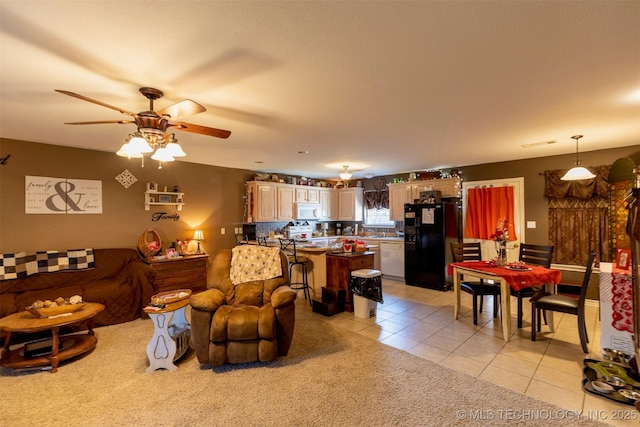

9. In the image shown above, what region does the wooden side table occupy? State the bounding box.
[145,254,209,294]
[326,252,374,312]
[144,298,190,372]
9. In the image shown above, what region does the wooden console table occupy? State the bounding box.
[326,252,374,312]
[145,254,208,293]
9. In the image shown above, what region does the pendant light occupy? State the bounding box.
[339,165,352,180]
[560,135,596,181]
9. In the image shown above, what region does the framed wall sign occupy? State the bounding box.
[25,176,102,214]
[158,195,172,203]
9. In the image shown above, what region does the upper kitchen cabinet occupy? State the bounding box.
[248,181,278,222]
[278,185,295,221]
[337,187,363,221]
[388,177,461,221]
[247,181,295,222]
[319,187,338,220]
[295,186,320,203]
[388,183,414,221]
[411,177,461,199]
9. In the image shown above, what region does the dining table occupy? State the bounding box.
[448,261,562,341]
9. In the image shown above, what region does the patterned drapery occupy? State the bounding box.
[365,190,389,210]
[545,166,612,265]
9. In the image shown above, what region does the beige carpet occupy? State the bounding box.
[1,300,605,427]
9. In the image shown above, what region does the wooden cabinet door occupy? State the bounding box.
[277,186,295,221]
[389,183,412,221]
[338,188,363,221]
[254,183,278,222]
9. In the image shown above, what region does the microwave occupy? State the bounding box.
[293,203,321,220]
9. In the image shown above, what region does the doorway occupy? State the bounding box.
[461,177,525,263]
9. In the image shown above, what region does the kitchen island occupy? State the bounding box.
[326,252,375,312]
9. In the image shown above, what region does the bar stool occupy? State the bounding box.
[279,238,311,305]
[349,269,383,318]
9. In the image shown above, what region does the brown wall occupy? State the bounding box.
[0,138,254,253]
[2,138,639,259]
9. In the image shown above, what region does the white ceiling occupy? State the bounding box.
[1,1,639,180]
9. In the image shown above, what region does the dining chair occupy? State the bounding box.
[279,238,312,305]
[256,236,268,246]
[530,251,596,353]
[450,242,501,325]
[513,243,554,328]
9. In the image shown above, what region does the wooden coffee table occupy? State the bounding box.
[0,302,105,373]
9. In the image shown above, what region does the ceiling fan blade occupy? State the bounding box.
[64,120,136,125]
[157,100,206,120]
[55,90,136,116]
[171,121,231,139]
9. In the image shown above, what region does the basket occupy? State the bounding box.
[137,228,162,258]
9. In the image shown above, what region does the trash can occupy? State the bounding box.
[353,294,377,318]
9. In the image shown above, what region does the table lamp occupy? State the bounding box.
[193,229,204,253]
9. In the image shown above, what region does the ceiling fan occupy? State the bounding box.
[55,87,231,139]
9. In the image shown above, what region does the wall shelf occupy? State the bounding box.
[145,191,185,211]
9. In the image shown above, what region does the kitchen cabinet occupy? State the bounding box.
[411,177,461,199]
[388,178,461,221]
[388,183,413,221]
[326,252,374,312]
[248,182,278,222]
[247,181,295,222]
[277,186,295,221]
[337,188,363,221]
[319,188,338,220]
[295,187,319,203]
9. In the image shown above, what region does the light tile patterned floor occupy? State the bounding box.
[308,278,640,426]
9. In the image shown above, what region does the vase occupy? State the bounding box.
[495,241,507,266]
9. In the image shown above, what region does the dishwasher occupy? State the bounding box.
[380,240,404,279]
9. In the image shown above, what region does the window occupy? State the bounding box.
[365,207,395,226]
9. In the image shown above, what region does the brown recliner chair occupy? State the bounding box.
[189,247,296,366]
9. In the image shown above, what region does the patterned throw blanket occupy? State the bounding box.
[0,249,95,280]
[230,245,282,286]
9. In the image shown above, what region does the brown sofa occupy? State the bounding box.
[190,248,296,366]
[0,248,155,326]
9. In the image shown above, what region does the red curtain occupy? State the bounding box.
[464,186,517,240]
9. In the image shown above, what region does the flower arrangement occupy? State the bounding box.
[489,219,509,244]
[490,219,509,266]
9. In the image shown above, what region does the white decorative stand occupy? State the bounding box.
[145,299,190,373]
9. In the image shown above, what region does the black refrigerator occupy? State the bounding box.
[404,203,451,291]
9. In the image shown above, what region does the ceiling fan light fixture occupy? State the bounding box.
[339,165,352,180]
[128,132,153,153]
[560,135,596,181]
[116,143,142,158]
[151,147,175,162]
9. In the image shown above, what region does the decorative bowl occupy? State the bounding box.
[603,375,627,389]
[26,303,86,318]
[591,381,614,394]
[151,289,192,304]
[618,389,640,402]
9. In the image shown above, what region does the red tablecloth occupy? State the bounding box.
[448,261,562,292]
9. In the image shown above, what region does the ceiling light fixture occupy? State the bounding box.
[339,165,352,180]
[560,135,596,181]
[116,132,185,169]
